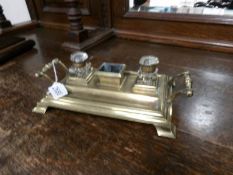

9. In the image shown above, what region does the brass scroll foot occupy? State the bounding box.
[154,124,176,139]
[32,100,48,114]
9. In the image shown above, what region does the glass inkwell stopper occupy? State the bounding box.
[138,55,159,85]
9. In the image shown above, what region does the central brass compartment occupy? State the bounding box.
[96,62,126,87]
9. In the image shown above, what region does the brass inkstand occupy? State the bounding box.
[33,52,193,138]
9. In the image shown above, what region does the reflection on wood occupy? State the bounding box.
[129,0,233,15]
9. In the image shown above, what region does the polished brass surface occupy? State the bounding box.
[33,53,193,139]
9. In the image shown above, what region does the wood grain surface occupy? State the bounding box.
[0,28,232,175]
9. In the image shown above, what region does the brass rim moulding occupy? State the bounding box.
[141,65,156,73]
[33,53,193,139]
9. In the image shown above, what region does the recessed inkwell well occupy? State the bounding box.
[96,62,126,87]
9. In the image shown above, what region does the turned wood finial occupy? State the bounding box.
[0,4,12,28]
[62,0,113,51]
[65,0,83,32]
[64,0,88,42]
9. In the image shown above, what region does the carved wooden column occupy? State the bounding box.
[0,4,12,28]
[64,0,88,43]
[63,0,113,51]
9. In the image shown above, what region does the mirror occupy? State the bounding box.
[129,0,233,16]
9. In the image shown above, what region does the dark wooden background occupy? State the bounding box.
[26,0,233,53]
[26,0,110,29]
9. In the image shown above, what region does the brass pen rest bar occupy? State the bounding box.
[33,52,193,139]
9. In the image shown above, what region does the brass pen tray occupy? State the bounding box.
[33,52,193,139]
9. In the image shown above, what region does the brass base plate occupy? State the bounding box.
[33,71,175,138]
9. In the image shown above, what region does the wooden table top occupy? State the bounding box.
[0,28,232,175]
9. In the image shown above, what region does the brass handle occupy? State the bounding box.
[183,72,193,97]
[35,58,68,82]
[168,71,193,102]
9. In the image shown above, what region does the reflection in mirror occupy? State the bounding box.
[129,0,233,15]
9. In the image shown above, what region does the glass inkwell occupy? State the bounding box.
[137,55,159,86]
[69,51,93,78]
